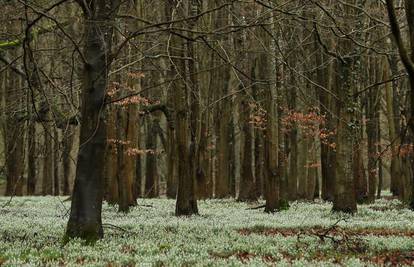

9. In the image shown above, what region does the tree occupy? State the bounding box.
[65,0,120,241]
[261,8,281,213]
[386,0,414,209]
[168,0,198,216]
[330,0,358,213]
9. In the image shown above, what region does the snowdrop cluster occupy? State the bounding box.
[0,196,413,266]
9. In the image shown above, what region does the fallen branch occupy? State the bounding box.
[247,204,265,210]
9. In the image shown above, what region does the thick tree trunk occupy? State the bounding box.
[170,0,198,216]
[332,61,357,213]
[65,0,119,241]
[5,72,24,197]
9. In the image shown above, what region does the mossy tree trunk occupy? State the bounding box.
[332,60,357,213]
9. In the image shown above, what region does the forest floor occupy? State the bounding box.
[0,195,414,266]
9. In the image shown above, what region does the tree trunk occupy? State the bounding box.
[262,12,280,212]
[315,40,335,202]
[53,127,60,196]
[42,117,54,195]
[264,82,280,212]
[27,120,37,195]
[238,97,256,201]
[62,128,76,196]
[255,130,264,198]
[166,125,177,198]
[307,142,317,200]
[332,61,357,213]
[145,118,159,198]
[5,71,24,197]
[105,107,118,204]
[170,0,198,216]
[366,61,380,203]
[65,0,120,241]
[385,56,404,199]
[213,0,232,198]
[297,135,309,200]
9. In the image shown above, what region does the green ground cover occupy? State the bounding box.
[0,196,414,266]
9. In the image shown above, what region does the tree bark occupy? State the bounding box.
[65,0,120,241]
[332,61,357,213]
[145,118,159,198]
[27,119,37,195]
[170,0,198,216]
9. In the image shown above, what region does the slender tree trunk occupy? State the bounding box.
[315,42,335,202]
[117,108,138,212]
[287,80,298,201]
[307,142,317,200]
[42,117,54,195]
[366,62,380,203]
[62,128,75,196]
[195,120,211,199]
[166,125,177,198]
[385,0,414,209]
[297,134,309,200]
[254,130,264,198]
[215,105,231,198]
[145,118,159,198]
[213,0,232,198]
[53,128,60,196]
[377,121,383,199]
[27,120,36,195]
[105,107,119,204]
[238,97,256,201]
[264,78,280,212]
[385,56,404,199]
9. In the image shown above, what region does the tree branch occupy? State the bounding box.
[385,0,414,77]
